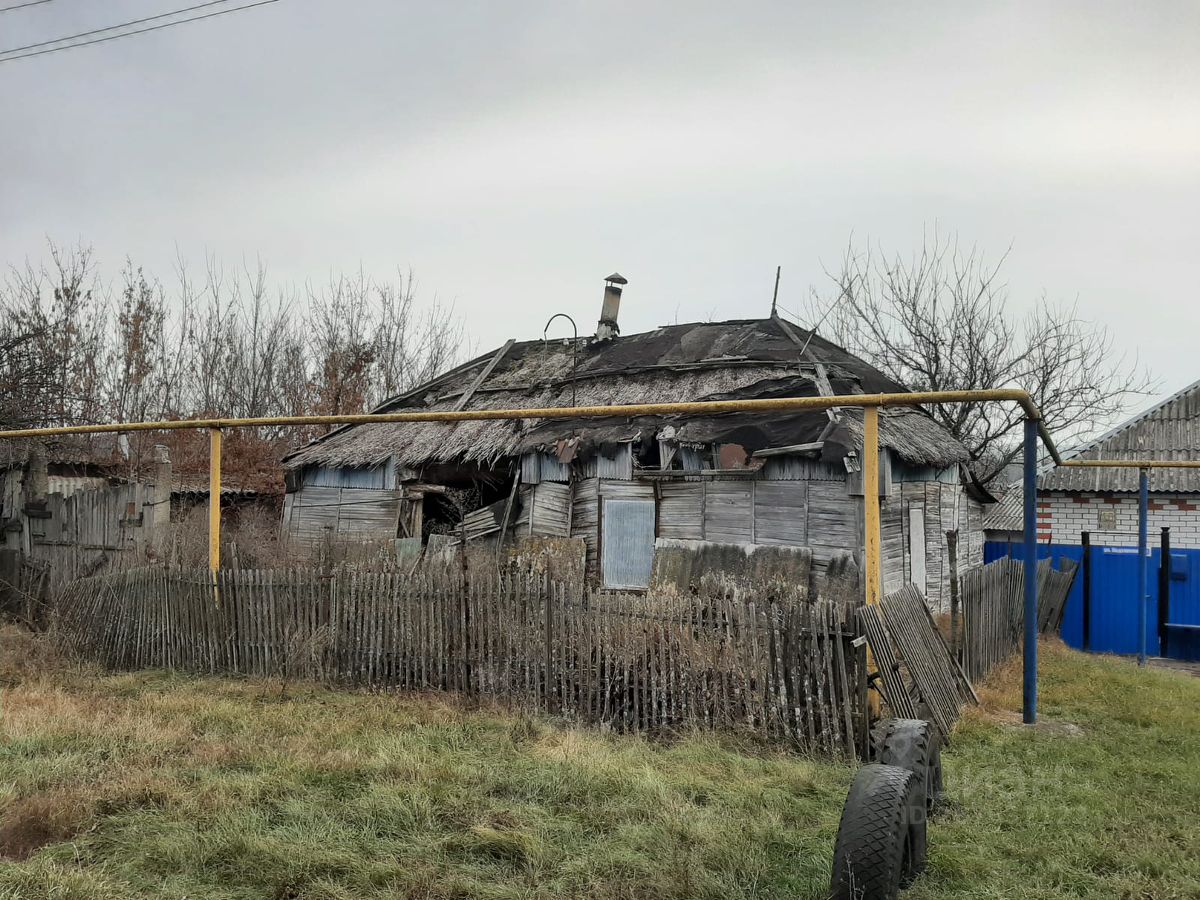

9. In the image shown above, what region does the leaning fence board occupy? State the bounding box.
[961,556,1078,684]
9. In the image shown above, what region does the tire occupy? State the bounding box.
[928,742,944,813]
[830,763,925,900]
[872,719,938,877]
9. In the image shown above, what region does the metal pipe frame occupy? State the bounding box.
[5,386,1200,723]
[1138,468,1150,667]
[1023,419,1038,722]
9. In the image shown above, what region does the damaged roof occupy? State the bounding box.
[284,317,971,472]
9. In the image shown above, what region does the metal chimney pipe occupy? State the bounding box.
[595,272,627,341]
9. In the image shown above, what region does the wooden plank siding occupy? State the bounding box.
[752,482,807,546]
[657,482,704,540]
[703,482,754,543]
[281,485,402,544]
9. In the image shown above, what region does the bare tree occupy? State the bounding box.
[1,240,465,479]
[1,243,108,429]
[368,269,463,408]
[806,232,1156,483]
[306,270,376,417]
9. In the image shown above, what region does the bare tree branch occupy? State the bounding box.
[806,230,1158,484]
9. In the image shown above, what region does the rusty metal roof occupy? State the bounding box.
[1039,378,1200,493]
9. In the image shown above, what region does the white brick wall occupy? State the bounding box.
[1030,491,1200,548]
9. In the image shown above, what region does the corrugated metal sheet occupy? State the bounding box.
[598,443,634,480]
[520,452,570,484]
[576,444,634,479]
[1040,379,1200,493]
[891,462,959,484]
[983,486,1024,532]
[678,446,707,473]
[302,460,396,490]
[601,498,655,588]
[46,475,109,498]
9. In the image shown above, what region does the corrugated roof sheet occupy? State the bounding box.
[1040,378,1200,493]
[982,486,1024,532]
[285,317,970,471]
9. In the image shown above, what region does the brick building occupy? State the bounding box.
[983,381,1200,660]
[984,379,1200,548]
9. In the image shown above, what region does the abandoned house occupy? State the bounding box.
[281,275,989,608]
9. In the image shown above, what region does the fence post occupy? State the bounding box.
[946,529,960,660]
[1081,531,1091,652]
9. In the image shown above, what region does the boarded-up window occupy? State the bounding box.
[601,498,655,588]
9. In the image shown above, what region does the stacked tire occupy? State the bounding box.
[830,719,942,899]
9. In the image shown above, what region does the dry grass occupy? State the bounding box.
[1,628,1199,898]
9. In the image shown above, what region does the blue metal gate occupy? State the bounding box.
[984,539,1200,661]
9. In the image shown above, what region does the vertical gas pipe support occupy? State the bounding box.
[1137,467,1149,666]
[1081,531,1092,652]
[863,407,882,607]
[862,407,882,718]
[1158,526,1171,657]
[209,427,222,605]
[1022,417,1038,724]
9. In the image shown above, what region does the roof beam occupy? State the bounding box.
[771,315,841,430]
[453,339,515,412]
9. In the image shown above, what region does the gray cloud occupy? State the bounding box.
[2,0,1198,403]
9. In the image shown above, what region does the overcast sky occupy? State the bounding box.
[3,1,1198,407]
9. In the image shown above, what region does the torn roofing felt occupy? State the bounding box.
[283,317,971,471]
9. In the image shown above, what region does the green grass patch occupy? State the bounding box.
[1,629,1198,898]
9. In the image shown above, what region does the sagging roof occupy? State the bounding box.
[1040,378,1200,493]
[284,317,971,472]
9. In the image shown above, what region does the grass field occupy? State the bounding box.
[1,627,1198,899]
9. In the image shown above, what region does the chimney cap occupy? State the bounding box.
[604,272,628,286]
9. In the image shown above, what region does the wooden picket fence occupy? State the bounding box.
[52,566,870,758]
[960,556,1078,683]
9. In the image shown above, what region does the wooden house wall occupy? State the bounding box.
[282,452,980,603]
[658,481,704,540]
[571,477,600,573]
[514,482,572,537]
[881,481,985,611]
[281,485,403,544]
[648,478,856,572]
